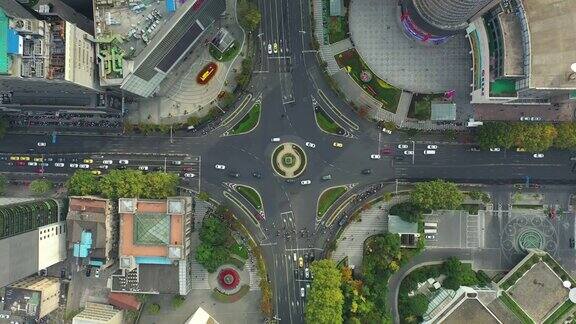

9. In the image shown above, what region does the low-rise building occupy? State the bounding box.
[111,197,193,295]
[67,196,117,269]
[72,302,124,324]
[3,276,60,321]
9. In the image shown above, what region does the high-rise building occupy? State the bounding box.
[0,0,101,110]
[0,198,66,288]
[399,0,499,44]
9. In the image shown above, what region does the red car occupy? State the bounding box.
[15,161,26,166]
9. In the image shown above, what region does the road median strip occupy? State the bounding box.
[318,89,359,130]
[317,185,348,219]
[228,102,262,135]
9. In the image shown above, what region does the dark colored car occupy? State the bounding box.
[116,165,127,170]
[361,169,372,175]
[228,172,240,178]
[252,172,262,178]
[285,179,295,183]
[60,268,66,279]
[470,146,481,152]
[85,267,92,277]
[294,269,299,278]
[394,155,405,161]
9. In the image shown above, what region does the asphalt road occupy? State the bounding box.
[1,0,576,323]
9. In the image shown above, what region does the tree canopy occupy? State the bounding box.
[0,117,7,141]
[305,260,344,324]
[0,175,6,196]
[554,122,576,149]
[199,217,229,246]
[441,257,480,290]
[195,216,232,272]
[389,201,423,223]
[237,0,261,32]
[30,179,53,196]
[410,180,463,211]
[475,121,570,152]
[67,170,100,196]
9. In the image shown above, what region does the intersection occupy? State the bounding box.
[1,0,576,323]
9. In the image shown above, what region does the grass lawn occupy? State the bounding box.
[231,103,261,134]
[209,41,241,62]
[328,16,348,44]
[315,108,343,134]
[317,186,347,218]
[490,79,517,97]
[335,49,401,112]
[230,243,249,260]
[500,292,534,324]
[407,93,445,120]
[236,185,262,211]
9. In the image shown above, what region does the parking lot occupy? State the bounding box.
[424,210,483,249]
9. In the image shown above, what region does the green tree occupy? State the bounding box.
[475,122,514,150]
[237,0,261,31]
[389,202,422,223]
[441,257,478,290]
[404,294,429,318]
[30,179,53,196]
[554,122,576,149]
[99,169,145,199]
[147,303,160,315]
[513,123,557,152]
[410,180,463,211]
[67,171,100,196]
[171,295,185,309]
[197,191,210,201]
[0,117,7,140]
[142,172,179,199]
[187,116,200,127]
[305,260,344,324]
[0,175,6,195]
[200,217,229,246]
[195,242,229,272]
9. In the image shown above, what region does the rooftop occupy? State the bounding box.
[523,0,576,89]
[442,299,499,324]
[388,215,418,234]
[507,261,569,322]
[497,12,523,77]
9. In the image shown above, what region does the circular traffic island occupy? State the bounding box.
[272,143,307,178]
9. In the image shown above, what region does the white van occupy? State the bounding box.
[424,222,438,228]
[271,137,281,142]
[424,150,436,155]
[424,228,437,234]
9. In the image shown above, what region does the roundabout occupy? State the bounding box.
[271,143,307,178]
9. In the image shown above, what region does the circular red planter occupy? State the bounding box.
[218,268,240,290]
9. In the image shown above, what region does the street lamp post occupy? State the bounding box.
[170,125,174,144]
[411,140,415,164]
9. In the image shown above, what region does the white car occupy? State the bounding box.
[94,268,100,278]
[300,180,311,185]
[404,150,414,155]
[28,161,37,166]
[172,160,182,165]
[138,166,148,171]
[54,163,65,167]
[333,142,343,148]
[533,153,544,158]
[300,287,305,298]
[69,163,79,168]
[304,268,310,279]
[489,148,501,152]
[119,160,129,164]
[267,44,272,54]
[427,145,438,150]
[102,160,113,165]
[398,144,409,149]
[37,142,46,147]
[79,164,90,169]
[370,154,381,160]
[184,173,196,178]
[215,164,226,170]
[273,42,278,53]
[382,128,392,134]
[271,137,281,142]
[305,142,316,148]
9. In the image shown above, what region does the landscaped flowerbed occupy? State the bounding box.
[236,185,262,211]
[212,285,250,303]
[408,93,445,121]
[218,268,240,290]
[209,41,241,62]
[315,107,344,135]
[335,49,401,112]
[230,103,261,135]
[317,186,347,218]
